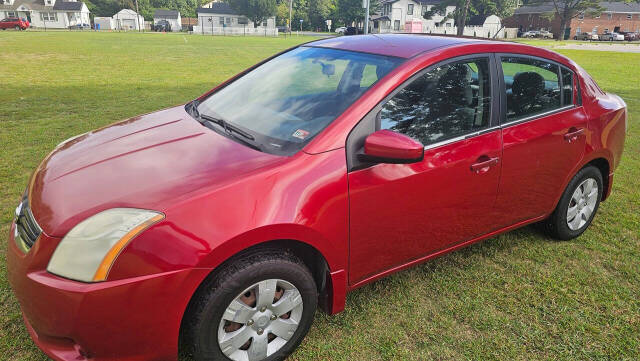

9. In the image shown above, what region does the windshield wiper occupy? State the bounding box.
[200,114,256,141]
[188,101,261,151]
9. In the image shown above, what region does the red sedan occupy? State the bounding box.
[0,17,29,30]
[8,35,627,361]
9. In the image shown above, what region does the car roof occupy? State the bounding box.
[309,34,493,58]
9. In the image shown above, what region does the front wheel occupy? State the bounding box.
[15,26,20,30]
[540,165,603,240]
[183,251,318,361]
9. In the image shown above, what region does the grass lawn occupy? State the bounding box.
[1,32,639,360]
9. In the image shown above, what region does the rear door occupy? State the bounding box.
[347,55,503,285]
[494,55,587,226]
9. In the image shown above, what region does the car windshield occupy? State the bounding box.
[196,46,403,155]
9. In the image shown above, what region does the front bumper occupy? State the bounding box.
[7,222,211,361]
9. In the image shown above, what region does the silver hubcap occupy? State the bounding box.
[217,279,303,361]
[567,178,598,231]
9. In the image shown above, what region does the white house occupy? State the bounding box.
[373,0,455,33]
[153,9,181,31]
[194,2,276,35]
[0,0,90,29]
[112,8,144,31]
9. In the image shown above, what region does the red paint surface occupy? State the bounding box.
[7,35,627,360]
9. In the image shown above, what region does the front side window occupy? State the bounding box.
[501,56,560,121]
[380,58,492,147]
[197,47,403,155]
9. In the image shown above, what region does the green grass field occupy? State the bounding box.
[1,32,639,361]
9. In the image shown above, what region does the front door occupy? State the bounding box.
[348,56,502,285]
[493,55,587,227]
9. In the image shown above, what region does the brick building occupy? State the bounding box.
[504,1,640,39]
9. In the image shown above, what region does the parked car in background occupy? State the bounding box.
[335,26,346,34]
[69,23,90,30]
[0,17,29,30]
[599,32,624,41]
[620,32,639,41]
[574,32,599,41]
[276,26,289,33]
[522,30,540,38]
[8,35,627,361]
[344,26,360,35]
[153,20,172,32]
[539,30,553,38]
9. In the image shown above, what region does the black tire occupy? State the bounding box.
[183,250,318,361]
[540,165,603,240]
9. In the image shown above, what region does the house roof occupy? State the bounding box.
[468,15,487,26]
[0,0,86,11]
[197,3,237,15]
[154,9,179,18]
[514,1,640,15]
[114,9,142,17]
[53,1,83,11]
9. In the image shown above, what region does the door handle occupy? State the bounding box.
[470,156,499,173]
[564,127,584,143]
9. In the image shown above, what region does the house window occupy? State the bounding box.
[607,13,612,19]
[262,20,267,27]
[394,19,400,30]
[219,17,224,25]
[41,12,57,21]
[577,13,584,20]
[627,14,632,20]
[7,11,17,17]
[576,27,581,34]
[225,17,230,24]
[407,4,413,15]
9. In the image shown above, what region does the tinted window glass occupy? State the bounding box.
[501,57,560,121]
[380,58,492,146]
[197,47,402,155]
[561,67,574,106]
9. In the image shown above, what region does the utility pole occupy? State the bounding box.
[363,0,369,34]
[289,0,292,34]
[134,0,140,31]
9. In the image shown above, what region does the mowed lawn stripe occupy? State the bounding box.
[0,33,638,361]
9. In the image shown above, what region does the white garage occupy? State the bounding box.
[112,9,144,31]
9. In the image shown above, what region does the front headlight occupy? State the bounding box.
[47,208,164,282]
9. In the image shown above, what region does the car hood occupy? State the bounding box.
[29,105,284,237]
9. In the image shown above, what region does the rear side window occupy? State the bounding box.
[380,57,492,147]
[501,57,561,121]
[561,67,574,106]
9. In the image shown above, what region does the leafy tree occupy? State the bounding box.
[532,0,604,40]
[226,0,278,27]
[336,0,378,26]
[423,0,472,36]
[308,0,335,30]
[276,0,290,26]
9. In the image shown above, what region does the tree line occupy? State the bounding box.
[84,0,624,39]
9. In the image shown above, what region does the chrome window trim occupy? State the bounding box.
[500,105,576,129]
[423,126,502,151]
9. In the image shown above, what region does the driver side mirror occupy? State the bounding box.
[359,130,424,164]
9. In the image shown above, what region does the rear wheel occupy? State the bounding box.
[184,251,317,361]
[540,166,603,240]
